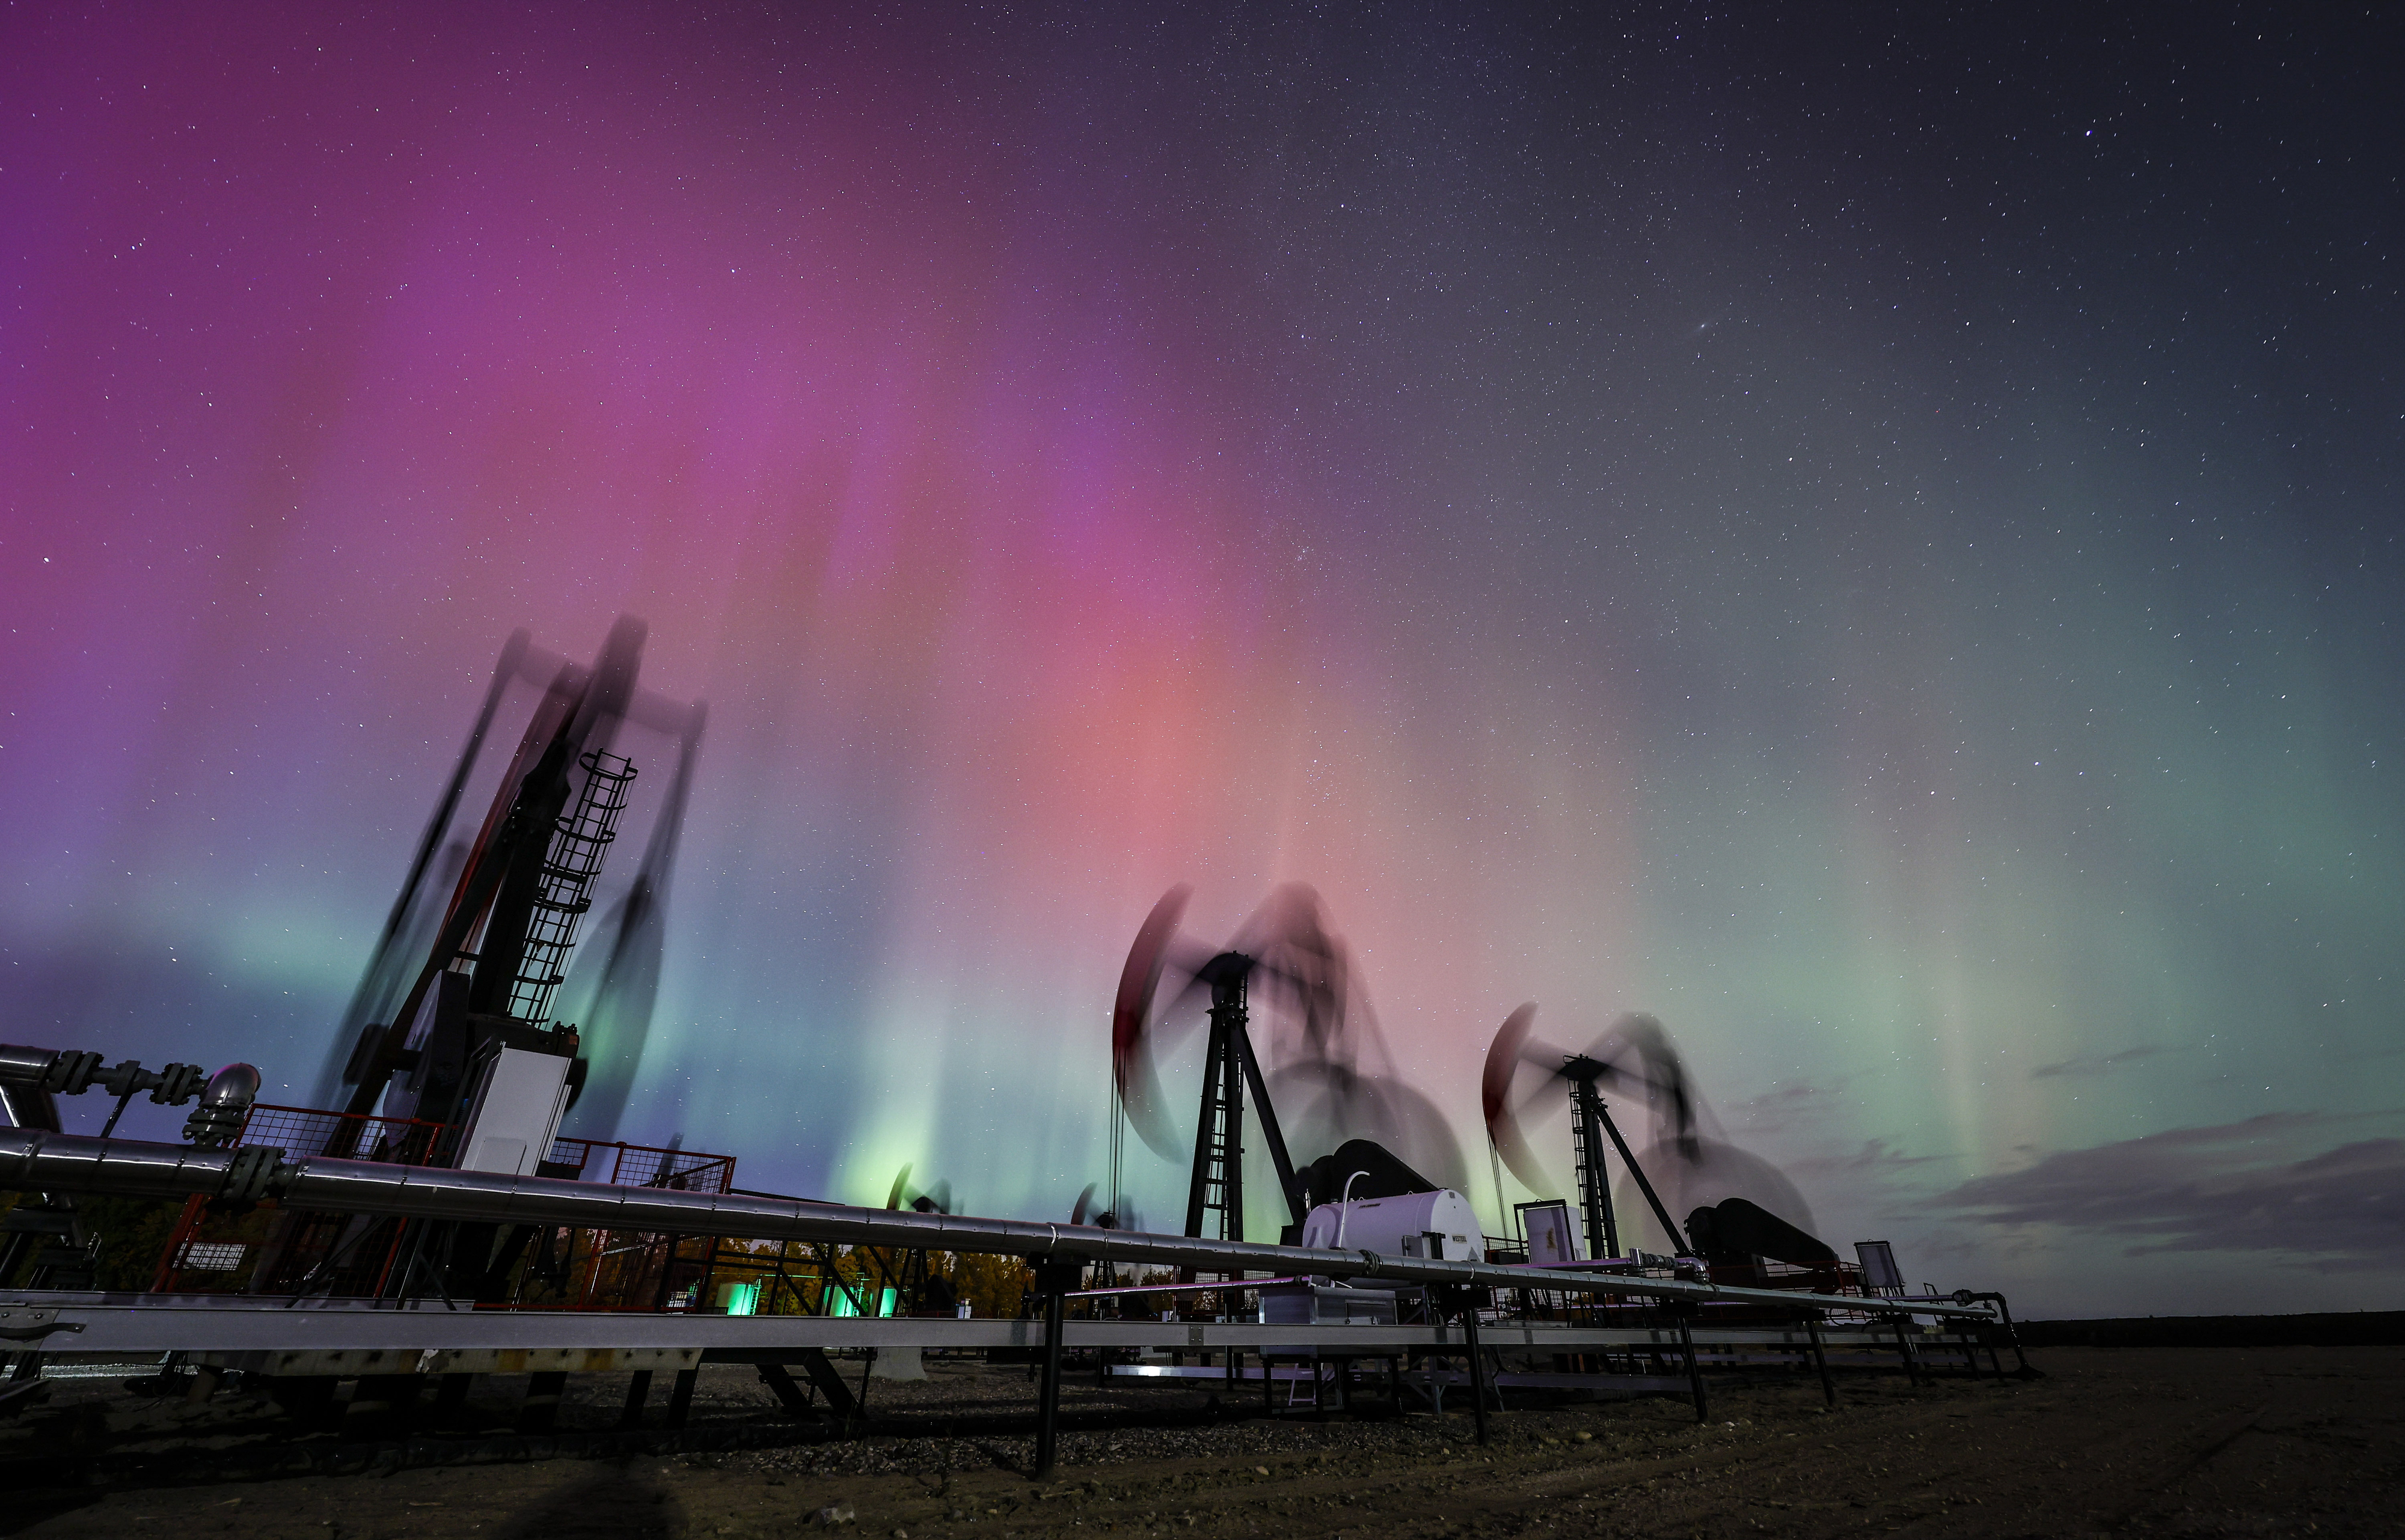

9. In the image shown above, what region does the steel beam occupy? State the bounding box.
[0,1130,1996,1322]
[0,1291,1954,1364]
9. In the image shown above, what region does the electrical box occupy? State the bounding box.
[1258,1283,1399,1325]
[1517,1197,1580,1266]
[455,1046,573,1176]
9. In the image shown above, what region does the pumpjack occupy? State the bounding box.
[295,618,704,1301]
[1482,1004,1692,1260]
[1111,884,1465,1251]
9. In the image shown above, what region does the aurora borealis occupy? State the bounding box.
[3,4,2398,1317]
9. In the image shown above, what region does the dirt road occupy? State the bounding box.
[10,1346,2398,1538]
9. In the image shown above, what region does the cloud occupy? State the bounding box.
[2028,1044,2171,1080]
[1934,1113,2405,1270]
[1788,1137,1949,1180]
[1724,1081,1846,1136]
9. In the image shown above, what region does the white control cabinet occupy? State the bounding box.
[455,1046,573,1176]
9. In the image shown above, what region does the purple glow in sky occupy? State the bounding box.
[4,3,2400,1315]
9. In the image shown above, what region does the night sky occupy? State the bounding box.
[4,4,2399,1317]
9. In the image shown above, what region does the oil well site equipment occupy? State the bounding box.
[1,625,2028,1479]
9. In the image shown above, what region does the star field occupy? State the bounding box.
[2,3,2398,1314]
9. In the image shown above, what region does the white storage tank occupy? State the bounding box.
[1298,1188,1484,1273]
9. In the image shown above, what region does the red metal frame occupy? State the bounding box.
[543,1136,736,1194]
[149,1105,736,1302]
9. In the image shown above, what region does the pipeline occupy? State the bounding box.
[0,1043,209,1107]
[0,1127,1991,1321]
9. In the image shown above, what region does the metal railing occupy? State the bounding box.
[543,1136,736,1194]
[144,1110,737,1303]
[234,1102,460,1166]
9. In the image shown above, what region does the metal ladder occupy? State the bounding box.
[1567,1076,1620,1260]
[503,750,637,1022]
[1188,1010,1247,1242]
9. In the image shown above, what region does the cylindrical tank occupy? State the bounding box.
[1297,1188,1483,1276]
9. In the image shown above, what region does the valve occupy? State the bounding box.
[183,1063,262,1149]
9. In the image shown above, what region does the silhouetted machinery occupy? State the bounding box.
[0,622,2028,1456]
[1685,1196,1838,1277]
[328,620,701,1132]
[1483,1004,1694,1260]
[1484,1005,1842,1278]
[1110,884,1466,1253]
[287,618,705,1300]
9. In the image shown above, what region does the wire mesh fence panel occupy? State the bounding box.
[149,1107,743,1304]
[545,1136,736,1193]
[150,1105,459,1295]
[235,1103,460,1166]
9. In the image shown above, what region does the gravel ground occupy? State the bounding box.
[5,1346,2400,1538]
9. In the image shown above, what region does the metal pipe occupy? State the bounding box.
[0,1129,1996,1321]
[0,1045,67,1092]
[1333,1169,1367,1248]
